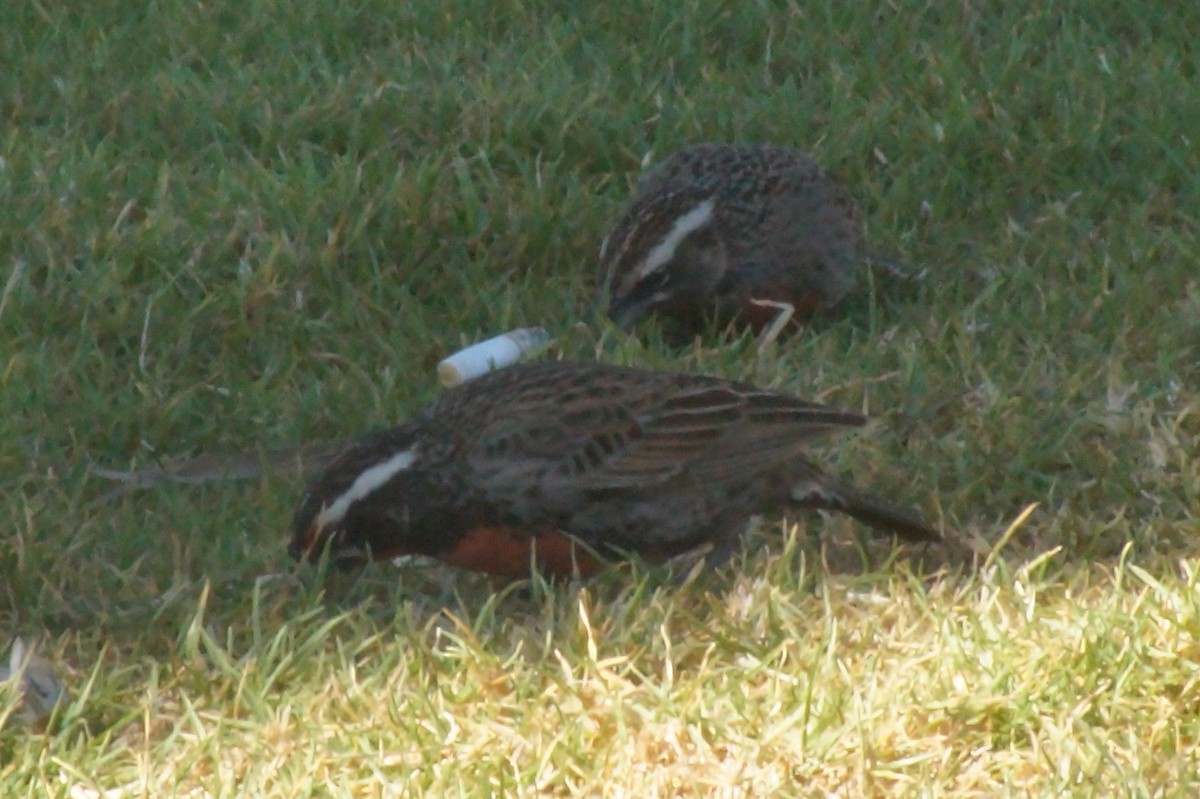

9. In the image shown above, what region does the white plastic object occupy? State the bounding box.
[437,327,551,387]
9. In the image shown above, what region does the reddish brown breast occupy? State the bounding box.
[438,526,604,579]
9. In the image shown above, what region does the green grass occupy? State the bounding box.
[2,0,1198,795]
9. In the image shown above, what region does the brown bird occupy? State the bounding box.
[599,143,865,337]
[290,361,937,579]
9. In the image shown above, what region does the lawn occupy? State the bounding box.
[2,0,1198,796]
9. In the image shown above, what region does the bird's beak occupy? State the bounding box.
[607,293,656,331]
[289,522,368,570]
[288,522,321,562]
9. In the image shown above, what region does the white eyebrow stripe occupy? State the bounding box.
[314,447,417,528]
[634,198,717,280]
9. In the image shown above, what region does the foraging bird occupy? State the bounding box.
[600,143,866,337]
[290,360,937,579]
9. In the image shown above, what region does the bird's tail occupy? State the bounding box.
[790,473,939,543]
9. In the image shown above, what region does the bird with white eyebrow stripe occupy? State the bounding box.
[599,143,867,343]
[288,360,940,578]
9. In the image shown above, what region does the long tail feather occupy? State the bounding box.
[790,474,939,543]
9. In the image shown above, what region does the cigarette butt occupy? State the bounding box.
[437,327,551,387]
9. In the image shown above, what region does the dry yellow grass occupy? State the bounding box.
[9,522,1200,797]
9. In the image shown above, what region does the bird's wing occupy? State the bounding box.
[456,364,864,501]
[565,383,865,491]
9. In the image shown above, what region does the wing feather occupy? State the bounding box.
[572,386,864,491]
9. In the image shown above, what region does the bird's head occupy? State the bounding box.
[288,427,422,569]
[600,195,729,330]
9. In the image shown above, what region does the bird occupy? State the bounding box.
[289,360,938,579]
[599,143,866,340]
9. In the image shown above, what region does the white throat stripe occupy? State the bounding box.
[635,198,716,280]
[315,448,417,528]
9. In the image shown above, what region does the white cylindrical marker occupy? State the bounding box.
[437,327,551,387]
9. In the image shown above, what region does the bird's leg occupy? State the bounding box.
[704,514,762,571]
[667,537,740,586]
[748,298,795,351]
